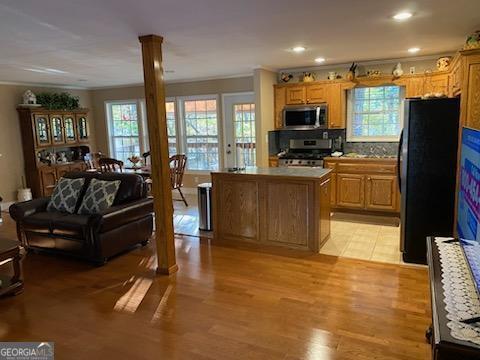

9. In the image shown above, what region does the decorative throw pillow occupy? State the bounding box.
[47,177,85,214]
[77,178,121,215]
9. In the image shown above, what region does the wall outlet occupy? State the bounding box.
[322,132,328,139]
[409,66,415,74]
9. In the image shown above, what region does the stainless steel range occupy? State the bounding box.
[278,139,333,167]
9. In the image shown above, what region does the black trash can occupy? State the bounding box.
[197,183,212,231]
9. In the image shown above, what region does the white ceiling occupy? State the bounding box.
[0,0,479,88]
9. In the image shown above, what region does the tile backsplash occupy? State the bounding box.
[344,142,399,156]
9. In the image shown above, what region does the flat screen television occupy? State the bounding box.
[458,127,480,292]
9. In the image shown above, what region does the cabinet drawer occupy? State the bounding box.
[337,163,396,174]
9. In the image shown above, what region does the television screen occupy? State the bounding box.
[458,127,480,291]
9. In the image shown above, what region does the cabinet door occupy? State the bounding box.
[69,162,86,172]
[405,77,424,98]
[39,167,57,196]
[50,115,65,144]
[286,86,306,105]
[319,178,331,244]
[306,85,325,104]
[76,114,90,143]
[325,83,345,128]
[274,86,286,129]
[63,115,77,144]
[365,175,397,211]
[56,165,71,179]
[424,74,449,95]
[336,173,365,208]
[324,161,336,205]
[450,60,463,96]
[268,156,278,167]
[33,114,52,147]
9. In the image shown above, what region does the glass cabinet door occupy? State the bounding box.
[76,114,89,142]
[50,115,64,144]
[33,115,51,147]
[63,116,77,143]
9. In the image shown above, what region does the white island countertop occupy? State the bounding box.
[212,166,331,179]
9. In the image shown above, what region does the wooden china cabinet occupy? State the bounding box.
[17,107,91,198]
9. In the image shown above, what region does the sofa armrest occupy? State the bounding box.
[9,197,50,221]
[96,198,154,233]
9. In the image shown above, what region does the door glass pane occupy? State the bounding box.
[183,99,218,170]
[233,103,256,166]
[78,117,88,140]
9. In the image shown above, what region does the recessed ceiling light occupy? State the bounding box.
[408,47,420,53]
[393,12,412,21]
[315,57,326,63]
[292,46,306,53]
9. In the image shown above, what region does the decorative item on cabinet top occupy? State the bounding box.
[464,30,480,50]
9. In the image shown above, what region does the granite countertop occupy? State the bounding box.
[212,166,332,179]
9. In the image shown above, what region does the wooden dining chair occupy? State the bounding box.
[169,154,188,206]
[142,151,151,167]
[99,157,124,173]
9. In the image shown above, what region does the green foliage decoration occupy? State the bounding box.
[36,92,80,110]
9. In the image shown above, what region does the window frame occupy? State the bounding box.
[346,85,404,143]
[176,94,222,173]
[105,99,148,161]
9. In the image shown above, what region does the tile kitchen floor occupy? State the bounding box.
[173,193,402,264]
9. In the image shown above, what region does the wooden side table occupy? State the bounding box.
[0,239,23,297]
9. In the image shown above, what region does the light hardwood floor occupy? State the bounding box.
[0,211,430,359]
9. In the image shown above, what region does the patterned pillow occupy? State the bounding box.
[77,178,121,215]
[47,177,85,214]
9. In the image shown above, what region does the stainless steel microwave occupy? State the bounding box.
[282,104,328,130]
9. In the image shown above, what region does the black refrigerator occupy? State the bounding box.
[399,98,460,264]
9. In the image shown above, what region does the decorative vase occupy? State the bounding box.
[303,72,315,82]
[17,188,32,202]
[281,73,293,83]
[464,30,480,50]
[346,71,355,81]
[328,71,337,80]
[393,63,404,77]
[436,57,451,71]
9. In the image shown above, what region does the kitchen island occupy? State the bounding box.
[211,167,331,252]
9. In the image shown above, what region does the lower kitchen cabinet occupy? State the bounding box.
[337,174,365,209]
[365,175,398,211]
[325,157,400,214]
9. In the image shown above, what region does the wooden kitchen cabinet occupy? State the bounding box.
[449,55,463,96]
[324,158,399,214]
[405,77,425,98]
[285,86,306,105]
[424,73,449,95]
[365,175,398,211]
[274,86,286,129]
[459,49,480,130]
[306,85,326,103]
[325,83,345,128]
[337,174,365,209]
[319,178,331,243]
[324,161,336,205]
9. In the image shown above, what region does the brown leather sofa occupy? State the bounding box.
[9,172,154,265]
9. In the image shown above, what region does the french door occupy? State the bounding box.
[222,93,256,168]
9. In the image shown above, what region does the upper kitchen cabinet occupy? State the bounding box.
[424,73,449,95]
[285,86,306,105]
[305,85,326,103]
[459,49,480,130]
[324,83,346,129]
[274,86,286,129]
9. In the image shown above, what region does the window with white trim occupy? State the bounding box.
[106,101,143,164]
[166,101,177,156]
[347,85,403,142]
[179,97,219,171]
